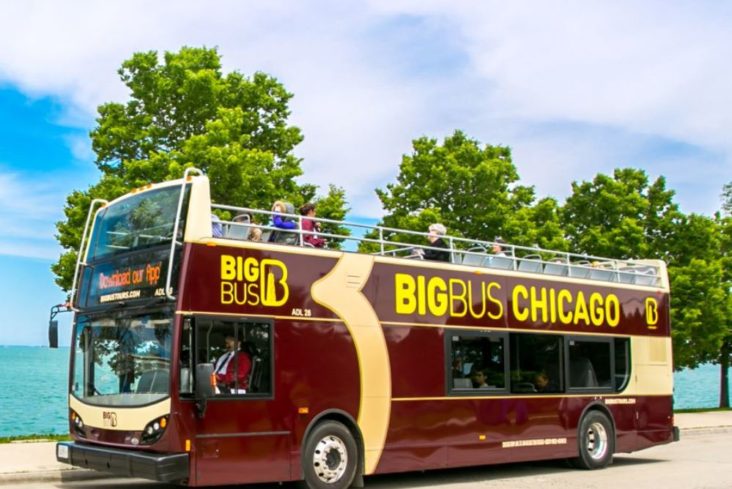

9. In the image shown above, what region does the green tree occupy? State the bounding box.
[670,258,729,370]
[312,185,350,250]
[722,182,732,216]
[53,46,345,290]
[718,187,732,408]
[562,168,681,259]
[362,130,565,251]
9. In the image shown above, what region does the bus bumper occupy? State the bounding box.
[56,441,188,483]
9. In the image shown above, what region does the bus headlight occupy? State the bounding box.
[141,415,168,445]
[70,410,86,437]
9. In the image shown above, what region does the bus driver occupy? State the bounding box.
[214,335,252,394]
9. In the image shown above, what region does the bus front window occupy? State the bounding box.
[86,184,189,261]
[72,313,173,407]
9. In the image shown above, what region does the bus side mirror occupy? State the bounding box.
[195,363,215,417]
[49,320,59,349]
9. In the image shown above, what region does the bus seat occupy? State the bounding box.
[544,262,568,276]
[512,382,537,393]
[617,268,636,284]
[453,378,472,389]
[589,268,615,282]
[248,357,262,393]
[462,252,485,266]
[489,256,514,270]
[569,357,598,388]
[269,230,298,245]
[226,223,250,240]
[136,369,169,394]
[568,262,591,279]
[518,255,542,273]
[635,269,657,286]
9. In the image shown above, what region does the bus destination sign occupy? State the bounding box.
[78,247,174,307]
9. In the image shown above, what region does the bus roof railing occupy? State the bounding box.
[211,203,662,288]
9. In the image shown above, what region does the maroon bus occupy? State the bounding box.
[56,170,678,488]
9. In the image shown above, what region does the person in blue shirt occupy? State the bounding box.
[211,214,224,237]
[271,200,297,230]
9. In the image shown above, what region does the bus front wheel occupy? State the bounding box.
[301,421,358,489]
[572,410,615,470]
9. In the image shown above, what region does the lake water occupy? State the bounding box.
[0,345,727,437]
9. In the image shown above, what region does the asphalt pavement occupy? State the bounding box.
[0,410,729,486]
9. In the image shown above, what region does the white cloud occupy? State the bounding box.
[0,0,730,221]
[0,172,66,259]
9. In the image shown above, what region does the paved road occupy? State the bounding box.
[15,429,732,489]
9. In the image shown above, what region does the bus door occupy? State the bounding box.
[189,316,289,486]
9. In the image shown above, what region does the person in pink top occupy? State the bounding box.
[299,203,326,248]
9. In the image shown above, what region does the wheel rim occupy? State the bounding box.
[312,434,348,484]
[585,421,608,460]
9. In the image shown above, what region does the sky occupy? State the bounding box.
[1,0,731,345]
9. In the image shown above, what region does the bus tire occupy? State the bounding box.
[571,410,615,470]
[301,421,358,489]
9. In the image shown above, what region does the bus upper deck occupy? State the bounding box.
[209,202,664,289]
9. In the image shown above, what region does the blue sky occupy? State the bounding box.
[1,1,731,345]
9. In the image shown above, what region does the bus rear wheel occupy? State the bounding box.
[301,421,358,489]
[571,410,615,470]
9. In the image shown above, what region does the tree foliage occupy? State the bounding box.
[363,130,565,251]
[562,168,681,259]
[53,46,345,290]
[670,258,730,370]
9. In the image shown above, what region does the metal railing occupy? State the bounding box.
[70,198,108,308]
[166,167,203,301]
[211,203,662,287]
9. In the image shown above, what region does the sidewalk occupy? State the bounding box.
[0,411,730,485]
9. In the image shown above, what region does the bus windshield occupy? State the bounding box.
[87,184,188,261]
[72,312,173,407]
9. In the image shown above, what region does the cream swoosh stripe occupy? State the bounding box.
[310,254,391,475]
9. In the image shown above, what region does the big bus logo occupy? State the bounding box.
[645,297,659,329]
[220,255,289,307]
[102,411,118,427]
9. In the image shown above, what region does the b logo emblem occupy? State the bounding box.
[645,298,659,329]
[102,411,118,427]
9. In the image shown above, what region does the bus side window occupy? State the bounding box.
[448,333,507,392]
[192,319,273,397]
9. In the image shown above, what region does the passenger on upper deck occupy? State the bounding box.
[491,237,507,256]
[300,203,326,248]
[421,223,450,262]
[269,201,298,244]
[248,227,262,241]
[211,214,224,238]
[271,201,298,230]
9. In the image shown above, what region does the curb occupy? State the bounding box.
[0,468,112,485]
[679,425,732,436]
[1,426,729,485]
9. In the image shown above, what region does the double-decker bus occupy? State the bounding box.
[55,169,678,488]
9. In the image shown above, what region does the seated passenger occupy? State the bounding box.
[534,371,559,393]
[211,214,223,238]
[470,367,490,389]
[214,335,252,394]
[299,203,326,248]
[270,200,298,243]
[491,237,507,256]
[271,201,297,230]
[248,227,262,241]
[421,223,450,262]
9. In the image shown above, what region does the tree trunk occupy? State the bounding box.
[721,339,730,409]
